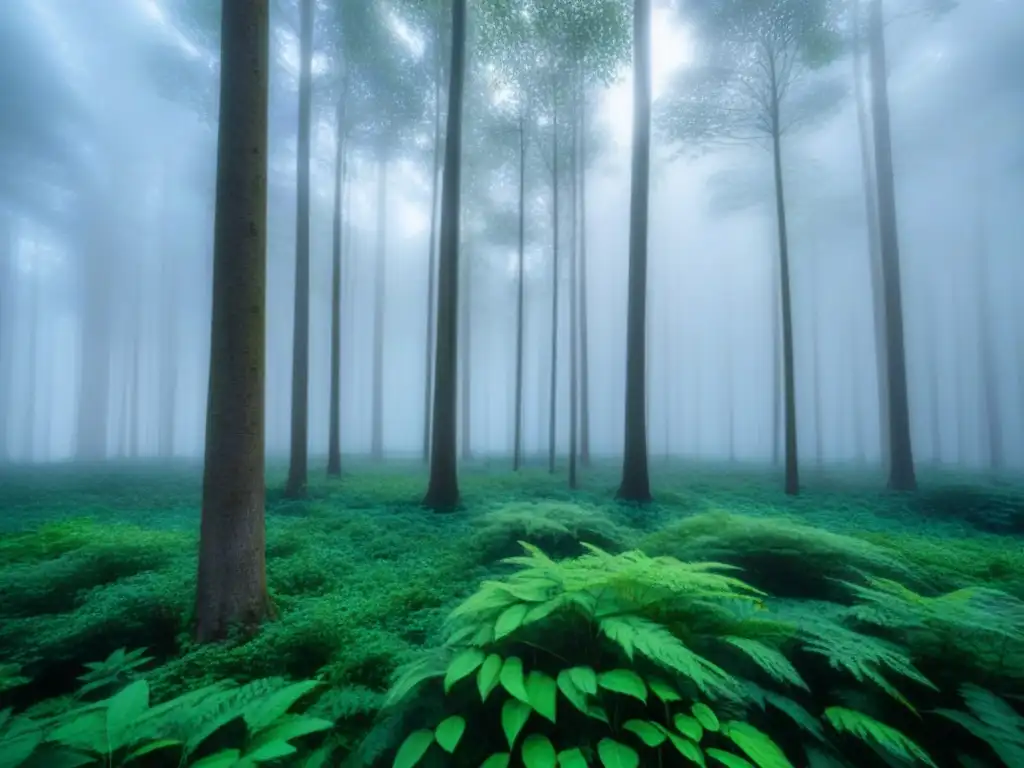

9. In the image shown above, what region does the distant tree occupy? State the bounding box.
[195,0,272,642]
[423,0,468,511]
[658,0,844,495]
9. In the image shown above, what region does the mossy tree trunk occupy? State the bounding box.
[195,0,272,643]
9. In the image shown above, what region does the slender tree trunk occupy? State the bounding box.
[0,216,10,463]
[577,65,591,466]
[771,247,782,465]
[24,266,38,460]
[927,318,942,463]
[158,234,177,458]
[459,252,471,460]
[76,216,112,461]
[327,90,347,477]
[868,0,916,490]
[423,42,443,464]
[285,0,313,497]
[617,0,653,502]
[195,0,272,643]
[973,170,1003,470]
[568,74,580,490]
[852,0,890,470]
[770,79,799,496]
[810,261,824,466]
[128,259,142,459]
[548,75,560,475]
[513,110,527,471]
[423,0,467,511]
[371,159,388,461]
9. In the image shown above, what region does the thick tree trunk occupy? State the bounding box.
[577,66,591,466]
[868,0,916,490]
[513,111,527,471]
[617,0,653,502]
[372,159,388,461]
[327,92,347,477]
[285,0,313,497]
[548,76,560,475]
[423,0,467,511]
[568,76,580,490]
[852,0,890,469]
[195,0,272,643]
[770,79,799,496]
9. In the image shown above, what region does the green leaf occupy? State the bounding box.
[522,734,557,768]
[706,749,755,768]
[598,739,640,768]
[0,727,42,767]
[597,670,647,703]
[435,716,466,754]
[556,671,589,715]
[107,679,150,747]
[500,657,530,703]
[526,671,557,723]
[623,719,667,747]
[246,739,297,761]
[445,649,486,693]
[244,681,320,733]
[649,678,682,703]
[480,754,511,768]
[692,703,720,732]
[557,747,589,767]
[125,738,181,761]
[250,715,333,749]
[824,708,936,768]
[722,638,808,691]
[722,722,793,768]
[675,714,704,743]
[568,667,598,696]
[495,604,531,640]
[502,699,532,749]
[393,729,434,768]
[657,725,706,766]
[50,709,109,754]
[189,750,243,768]
[478,654,504,702]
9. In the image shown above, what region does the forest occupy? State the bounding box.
[0,0,1023,766]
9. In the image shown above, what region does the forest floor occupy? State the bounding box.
[1,458,1022,762]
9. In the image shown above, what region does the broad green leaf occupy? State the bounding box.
[250,715,333,749]
[623,719,667,747]
[125,738,182,761]
[502,699,532,748]
[435,716,466,754]
[568,667,598,696]
[557,747,588,767]
[649,678,682,703]
[556,671,589,715]
[50,710,108,754]
[500,657,530,703]
[526,671,557,723]
[692,703,720,732]
[495,604,531,640]
[597,670,647,703]
[247,739,297,761]
[0,727,41,767]
[244,681,320,733]
[445,649,486,693]
[189,750,243,768]
[480,753,511,768]
[107,680,150,738]
[597,738,639,768]
[706,749,755,768]
[522,734,557,768]
[657,725,706,766]
[478,654,504,702]
[675,714,704,743]
[393,729,434,768]
[722,722,793,768]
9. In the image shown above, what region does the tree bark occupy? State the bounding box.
[195,0,272,643]
[423,0,467,511]
[617,0,653,503]
[513,109,527,471]
[327,89,347,477]
[285,0,314,497]
[371,158,387,461]
[459,250,471,460]
[868,0,916,491]
[423,11,444,464]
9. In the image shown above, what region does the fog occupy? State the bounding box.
[1,0,1022,474]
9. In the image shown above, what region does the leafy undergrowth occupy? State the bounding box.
[0,459,1021,766]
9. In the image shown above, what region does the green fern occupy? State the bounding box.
[934,685,1024,766]
[823,707,936,767]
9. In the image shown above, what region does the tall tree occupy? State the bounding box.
[867,0,915,490]
[195,0,272,643]
[659,0,843,495]
[423,0,468,511]
[327,86,347,477]
[617,0,653,502]
[285,0,314,497]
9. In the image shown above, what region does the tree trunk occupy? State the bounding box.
[372,159,388,461]
[568,72,580,490]
[423,0,467,511]
[577,65,591,466]
[617,0,653,502]
[852,0,890,470]
[76,216,112,462]
[548,74,560,475]
[0,216,10,463]
[459,251,471,460]
[423,16,444,464]
[285,0,313,497]
[327,89,347,477]
[868,0,916,491]
[973,170,1003,470]
[771,246,781,465]
[128,258,141,459]
[513,110,527,471]
[195,0,272,643]
[158,234,178,458]
[770,76,799,496]
[24,265,38,460]
[926,319,942,463]
[810,260,824,466]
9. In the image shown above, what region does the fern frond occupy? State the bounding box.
[824,707,936,768]
[722,637,808,690]
[933,685,1024,767]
